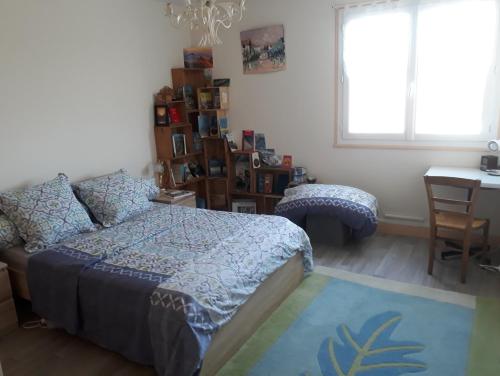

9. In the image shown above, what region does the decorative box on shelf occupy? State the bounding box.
[154,190,196,208]
[0,262,18,336]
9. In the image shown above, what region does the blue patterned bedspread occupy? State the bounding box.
[275,184,378,239]
[27,203,312,376]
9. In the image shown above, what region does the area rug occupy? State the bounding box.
[217,267,500,376]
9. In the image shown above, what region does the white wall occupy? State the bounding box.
[0,0,189,191]
[197,0,500,233]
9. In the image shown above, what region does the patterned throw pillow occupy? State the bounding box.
[134,177,160,200]
[0,175,96,253]
[0,214,23,249]
[74,172,153,227]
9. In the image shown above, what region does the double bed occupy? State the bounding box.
[0,203,312,376]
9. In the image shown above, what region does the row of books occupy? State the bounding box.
[180,85,227,111]
[256,173,290,195]
[198,115,228,138]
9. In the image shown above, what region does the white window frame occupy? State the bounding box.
[335,0,500,149]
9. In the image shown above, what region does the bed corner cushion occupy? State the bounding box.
[275,184,378,239]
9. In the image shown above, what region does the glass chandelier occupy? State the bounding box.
[166,0,246,46]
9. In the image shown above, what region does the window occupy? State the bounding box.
[337,0,500,147]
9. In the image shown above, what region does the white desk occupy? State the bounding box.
[425,166,500,189]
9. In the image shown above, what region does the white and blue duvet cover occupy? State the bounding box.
[27,203,313,376]
[275,184,378,239]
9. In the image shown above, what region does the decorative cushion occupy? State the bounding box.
[0,175,96,253]
[133,177,160,200]
[74,172,153,227]
[0,214,23,249]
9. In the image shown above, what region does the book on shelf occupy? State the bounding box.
[198,115,210,138]
[234,154,251,192]
[226,133,238,152]
[182,85,196,110]
[257,174,265,193]
[255,133,266,151]
[193,132,203,152]
[213,91,221,109]
[209,116,219,137]
[276,173,290,195]
[171,164,184,185]
[199,91,213,109]
[264,174,274,194]
[218,117,229,137]
[242,130,255,151]
[168,107,181,124]
[172,134,187,157]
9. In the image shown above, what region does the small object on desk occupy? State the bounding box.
[0,261,18,336]
[487,169,500,176]
[480,155,498,171]
[155,190,196,207]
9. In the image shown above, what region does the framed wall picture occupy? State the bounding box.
[241,25,286,74]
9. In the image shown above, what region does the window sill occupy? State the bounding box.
[333,141,487,152]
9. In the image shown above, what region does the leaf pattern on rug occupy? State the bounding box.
[315,311,427,376]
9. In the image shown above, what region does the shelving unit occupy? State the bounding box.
[154,68,232,210]
[228,150,293,215]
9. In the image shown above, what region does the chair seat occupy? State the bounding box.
[436,212,488,231]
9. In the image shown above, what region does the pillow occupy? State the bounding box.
[133,177,160,200]
[0,175,96,253]
[0,214,23,249]
[74,171,153,227]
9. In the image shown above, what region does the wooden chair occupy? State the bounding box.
[424,176,489,283]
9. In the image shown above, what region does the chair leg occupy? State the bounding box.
[461,232,472,284]
[428,229,436,275]
[479,221,491,264]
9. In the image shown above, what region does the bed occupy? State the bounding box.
[0,203,312,376]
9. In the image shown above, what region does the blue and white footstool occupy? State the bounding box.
[275,184,378,240]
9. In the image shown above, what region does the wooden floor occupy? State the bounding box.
[1,234,500,375]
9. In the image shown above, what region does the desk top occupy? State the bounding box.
[425,166,500,189]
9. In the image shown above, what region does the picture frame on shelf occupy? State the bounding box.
[232,199,257,214]
[242,130,255,151]
[226,133,238,152]
[154,105,169,126]
[184,47,214,69]
[172,134,187,157]
[282,155,293,168]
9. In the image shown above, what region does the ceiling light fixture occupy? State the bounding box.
[166,0,246,46]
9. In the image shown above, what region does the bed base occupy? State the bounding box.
[2,252,304,376]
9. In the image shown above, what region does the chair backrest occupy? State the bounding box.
[424,176,482,229]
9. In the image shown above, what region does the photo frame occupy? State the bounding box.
[232,199,257,214]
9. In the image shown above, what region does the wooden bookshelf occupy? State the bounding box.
[228,151,293,215]
[154,68,232,210]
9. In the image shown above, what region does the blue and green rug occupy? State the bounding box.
[218,267,500,376]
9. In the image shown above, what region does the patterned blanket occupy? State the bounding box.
[27,204,312,376]
[275,184,378,239]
